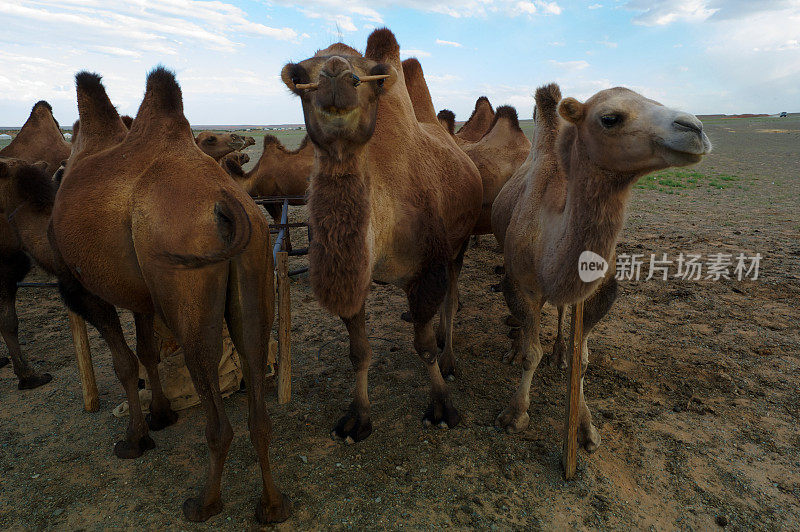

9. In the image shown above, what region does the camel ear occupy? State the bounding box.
[558,97,585,124]
[282,63,310,96]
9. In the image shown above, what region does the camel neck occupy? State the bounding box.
[306,147,373,317]
[541,136,633,303]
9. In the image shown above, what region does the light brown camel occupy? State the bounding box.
[195,130,252,161]
[491,84,711,452]
[50,69,288,523]
[281,29,482,440]
[0,157,56,388]
[455,96,495,143]
[0,101,70,175]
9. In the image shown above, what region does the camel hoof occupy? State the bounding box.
[146,408,179,431]
[255,494,292,524]
[0,356,9,369]
[422,398,460,429]
[113,434,155,459]
[18,373,52,390]
[332,411,372,443]
[495,407,530,434]
[183,496,223,522]
[439,359,457,381]
[400,311,413,323]
[550,340,568,370]
[579,422,601,452]
[494,265,505,275]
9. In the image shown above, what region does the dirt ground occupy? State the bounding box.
[1,115,799,530]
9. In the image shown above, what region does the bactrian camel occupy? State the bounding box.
[282,28,482,441]
[0,157,56,388]
[492,84,711,453]
[0,101,70,176]
[50,68,288,524]
[455,96,495,143]
[195,130,253,161]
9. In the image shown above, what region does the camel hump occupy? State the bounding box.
[159,189,252,268]
[9,160,55,211]
[262,134,287,152]
[140,66,183,115]
[437,110,455,135]
[31,100,53,114]
[534,83,561,130]
[74,71,122,136]
[485,105,522,137]
[402,58,438,124]
[365,27,400,66]
[457,96,495,140]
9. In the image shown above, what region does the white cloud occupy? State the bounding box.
[401,49,432,58]
[436,39,463,47]
[598,39,618,48]
[588,3,603,9]
[549,59,590,71]
[273,0,563,20]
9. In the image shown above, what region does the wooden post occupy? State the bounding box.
[563,301,584,480]
[276,251,291,404]
[68,311,99,412]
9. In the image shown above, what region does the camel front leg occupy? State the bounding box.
[495,274,545,433]
[332,305,374,443]
[133,313,178,431]
[571,275,618,452]
[550,305,568,369]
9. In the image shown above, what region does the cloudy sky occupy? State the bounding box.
[1,0,798,126]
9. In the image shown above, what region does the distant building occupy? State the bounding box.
[0,133,11,140]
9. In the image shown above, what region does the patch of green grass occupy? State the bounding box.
[635,168,743,193]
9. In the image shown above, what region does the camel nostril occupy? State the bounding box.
[673,117,702,134]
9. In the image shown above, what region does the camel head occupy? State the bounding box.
[281,43,396,159]
[0,157,53,215]
[195,131,248,160]
[558,87,712,177]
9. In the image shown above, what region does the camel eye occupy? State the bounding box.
[600,114,621,128]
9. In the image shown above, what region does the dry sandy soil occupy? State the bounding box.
[1,116,799,530]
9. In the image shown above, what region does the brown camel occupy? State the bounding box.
[455,96,495,142]
[50,68,288,523]
[0,101,70,175]
[281,29,482,441]
[0,157,56,388]
[219,151,250,169]
[226,134,313,199]
[437,109,456,135]
[491,84,711,453]
[195,130,252,161]
[463,106,531,235]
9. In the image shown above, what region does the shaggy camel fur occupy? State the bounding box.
[0,101,70,175]
[455,96,495,143]
[282,29,481,441]
[195,131,253,161]
[0,157,56,388]
[492,84,711,452]
[50,68,288,523]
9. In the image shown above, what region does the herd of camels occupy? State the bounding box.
[0,28,711,523]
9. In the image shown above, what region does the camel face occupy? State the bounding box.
[282,54,394,156]
[195,131,247,159]
[559,87,712,176]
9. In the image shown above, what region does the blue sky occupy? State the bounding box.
[1,0,798,125]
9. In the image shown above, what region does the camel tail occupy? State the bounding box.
[534,83,562,151]
[161,189,253,268]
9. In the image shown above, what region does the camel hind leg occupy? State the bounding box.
[407,252,459,429]
[0,251,52,389]
[58,276,153,457]
[224,254,290,524]
[436,239,468,380]
[495,273,545,433]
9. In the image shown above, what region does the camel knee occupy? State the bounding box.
[406,259,448,325]
[207,420,234,453]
